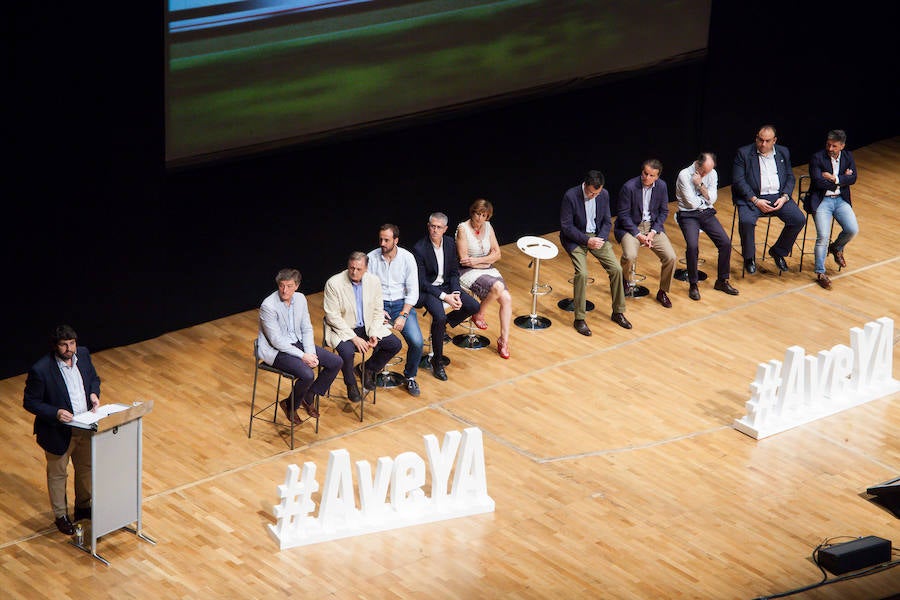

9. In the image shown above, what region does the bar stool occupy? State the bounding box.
[452,316,490,349]
[249,339,318,450]
[624,261,649,299]
[674,258,708,282]
[557,276,595,312]
[418,305,452,368]
[514,235,559,330]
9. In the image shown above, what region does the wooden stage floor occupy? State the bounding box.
[2,138,898,599]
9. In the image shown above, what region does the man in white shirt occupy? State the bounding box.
[675,152,739,300]
[732,125,806,274]
[367,224,423,397]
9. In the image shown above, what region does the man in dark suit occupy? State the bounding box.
[412,212,480,381]
[732,124,805,274]
[613,159,677,308]
[560,170,630,336]
[807,129,859,290]
[23,325,101,535]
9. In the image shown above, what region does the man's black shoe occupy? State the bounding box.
[768,250,788,272]
[713,279,740,295]
[688,285,701,301]
[55,515,75,535]
[362,368,376,391]
[744,258,757,274]
[347,384,362,403]
[431,357,448,381]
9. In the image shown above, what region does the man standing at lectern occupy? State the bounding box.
[23,325,101,535]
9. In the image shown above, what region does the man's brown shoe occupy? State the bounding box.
[828,243,847,268]
[816,273,832,290]
[279,399,303,424]
[574,319,592,336]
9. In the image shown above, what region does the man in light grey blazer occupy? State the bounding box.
[323,252,402,402]
[258,268,341,422]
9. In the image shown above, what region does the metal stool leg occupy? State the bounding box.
[514,257,552,329]
[557,276,595,311]
[452,317,490,349]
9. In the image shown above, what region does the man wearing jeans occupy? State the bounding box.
[806,129,859,290]
[367,224,422,396]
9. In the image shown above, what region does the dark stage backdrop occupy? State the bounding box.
[5,2,897,379]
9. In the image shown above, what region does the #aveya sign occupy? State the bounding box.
[734,317,899,439]
[269,427,495,549]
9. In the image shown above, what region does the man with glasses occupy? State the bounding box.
[412,213,479,381]
[732,125,805,274]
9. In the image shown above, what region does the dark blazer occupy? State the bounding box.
[559,183,612,254]
[732,143,795,204]
[613,176,670,242]
[23,347,101,455]
[806,148,857,212]
[412,235,463,302]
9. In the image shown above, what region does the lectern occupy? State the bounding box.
[68,401,156,565]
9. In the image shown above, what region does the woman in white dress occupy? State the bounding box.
[456,198,512,359]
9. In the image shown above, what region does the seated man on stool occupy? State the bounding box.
[675,153,739,300]
[323,252,402,402]
[412,212,480,381]
[560,169,631,336]
[732,124,805,274]
[807,129,859,290]
[614,158,677,308]
[258,268,341,422]
[367,224,423,396]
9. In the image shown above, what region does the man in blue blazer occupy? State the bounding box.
[412,212,480,381]
[23,325,101,535]
[613,159,677,308]
[806,129,859,289]
[560,170,630,336]
[732,125,805,274]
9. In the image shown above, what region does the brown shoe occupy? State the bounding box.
[828,243,847,268]
[610,312,632,329]
[816,273,832,290]
[301,395,319,419]
[574,319,592,336]
[655,290,672,308]
[279,399,303,425]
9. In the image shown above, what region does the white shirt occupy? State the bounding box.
[826,152,842,196]
[758,151,780,195]
[430,241,445,287]
[366,246,419,306]
[57,353,88,415]
[582,184,597,234]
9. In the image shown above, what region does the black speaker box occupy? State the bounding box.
[817,536,892,575]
